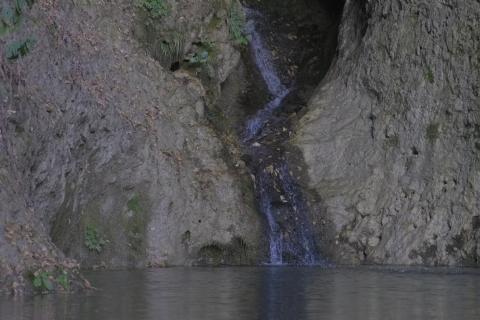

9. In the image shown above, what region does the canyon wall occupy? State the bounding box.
[0,0,265,293]
[294,0,480,265]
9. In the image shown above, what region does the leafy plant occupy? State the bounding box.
[85,224,106,252]
[1,0,36,59]
[0,0,34,36]
[171,31,181,61]
[55,274,69,290]
[228,5,252,45]
[160,42,170,56]
[424,69,434,84]
[204,38,215,48]
[34,271,52,291]
[189,50,215,78]
[7,36,36,59]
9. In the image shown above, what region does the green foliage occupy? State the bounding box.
[135,0,169,23]
[85,224,106,252]
[424,69,434,84]
[34,271,52,291]
[6,36,36,59]
[426,122,440,145]
[160,42,170,56]
[127,197,142,212]
[55,274,69,290]
[171,31,181,60]
[189,50,215,78]
[1,0,34,35]
[1,0,36,59]
[228,5,252,45]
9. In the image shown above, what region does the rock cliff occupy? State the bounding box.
[0,0,265,293]
[2,0,479,295]
[293,0,480,265]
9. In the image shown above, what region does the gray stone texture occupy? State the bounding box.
[0,0,264,293]
[293,0,480,265]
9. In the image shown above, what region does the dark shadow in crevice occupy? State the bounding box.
[170,61,181,72]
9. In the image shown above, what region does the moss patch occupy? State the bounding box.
[124,196,151,258]
[198,244,223,263]
[424,69,434,84]
[386,134,399,148]
[426,122,440,145]
[127,196,142,212]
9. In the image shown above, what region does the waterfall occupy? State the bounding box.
[240,8,290,143]
[241,8,320,265]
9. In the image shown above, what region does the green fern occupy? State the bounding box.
[160,42,170,56]
[171,32,181,60]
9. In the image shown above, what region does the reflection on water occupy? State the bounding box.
[1,266,480,320]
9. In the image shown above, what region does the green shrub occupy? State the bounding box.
[34,271,52,291]
[55,274,69,290]
[189,40,217,78]
[228,5,252,45]
[85,224,106,252]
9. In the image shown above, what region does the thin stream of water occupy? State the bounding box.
[241,8,318,265]
[240,8,290,143]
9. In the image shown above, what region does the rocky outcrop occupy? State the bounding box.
[293,0,480,265]
[0,0,265,293]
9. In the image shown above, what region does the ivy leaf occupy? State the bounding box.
[13,10,23,30]
[15,0,26,11]
[196,67,202,73]
[7,42,20,60]
[34,277,41,287]
[1,5,14,25]
[43,278,52,291]
[99,239,105,245]
[25,0,35,9]
[200,51,208,58]
[0,21,9,36]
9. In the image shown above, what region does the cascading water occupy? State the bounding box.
[240,8,290,143]
[241,8,320,265]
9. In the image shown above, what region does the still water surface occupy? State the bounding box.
[2,266,480,320]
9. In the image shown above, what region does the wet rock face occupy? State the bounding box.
[0,0,266,292]
[292,0,480,265]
